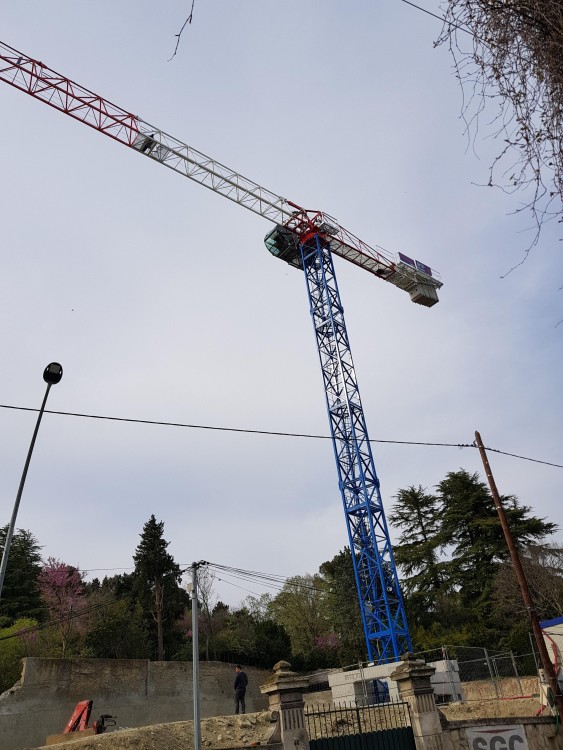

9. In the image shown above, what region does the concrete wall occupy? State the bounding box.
[328,661,403,704]
[0,657,271,750]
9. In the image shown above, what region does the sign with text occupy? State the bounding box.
[466,725,527,750]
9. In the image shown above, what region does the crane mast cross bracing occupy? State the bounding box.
[0,40,442,306]
[1,38,444,662]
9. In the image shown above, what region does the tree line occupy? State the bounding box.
[1,469,561,693]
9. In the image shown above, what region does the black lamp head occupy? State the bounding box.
[43,362,63,385]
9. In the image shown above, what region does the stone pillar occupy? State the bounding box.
[260,661,310,750]
[391,654,450,750]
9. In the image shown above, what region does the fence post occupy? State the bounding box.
[391,654,447,750]
[260,661,310,750]
[528,633,540,672]
[510,651,524,695]
[484,648,500,699]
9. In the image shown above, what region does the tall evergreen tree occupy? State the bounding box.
[132,515,188,660]
[389,487,446,592]
[0,527,44,627]
[391,469,557,650]
[390,486,461,632]
[437,470,556,620]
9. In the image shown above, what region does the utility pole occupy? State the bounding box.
[474,430,563,723]
[190,561,205,750]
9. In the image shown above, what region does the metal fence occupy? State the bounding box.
[305,699,411,740]
[411,645,540,701]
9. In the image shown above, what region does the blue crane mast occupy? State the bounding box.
[0,39,443,663]
[264,224,418,662]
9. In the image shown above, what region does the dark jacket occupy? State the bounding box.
[234,671,248,691]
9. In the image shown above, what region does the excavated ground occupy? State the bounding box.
[26,695,551,749]
[26,712,277,750]
[440,696,547,721]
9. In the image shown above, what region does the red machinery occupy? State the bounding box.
[63,701,115,735]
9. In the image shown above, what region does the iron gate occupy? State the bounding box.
[305,700,416,750]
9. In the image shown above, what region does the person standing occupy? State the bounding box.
[233,664,248,714]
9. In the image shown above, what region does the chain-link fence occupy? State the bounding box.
[412,645,540,701]
[312,645,541,707]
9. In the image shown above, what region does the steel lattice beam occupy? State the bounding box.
[0,40,442,303]
[300,234,412,663]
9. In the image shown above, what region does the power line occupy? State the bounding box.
[483,446,563,469]
[213,576,277,599]
[398,0,474,37]
[206,562,329,595]
[206,562,289,585]
[1,402,561,468]
[0,594,118,642]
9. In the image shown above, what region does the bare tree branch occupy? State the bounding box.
[169,0,196,61]
[436,1,563,250]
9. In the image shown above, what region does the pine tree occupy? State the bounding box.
[437,470,556,619]
[391,470,557,649]
[132,515,187,660]
[389,486,445,592]
[0,527,43,627]
[389,486,454,629]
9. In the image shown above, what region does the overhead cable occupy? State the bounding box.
[1,403,561,468]
[398,0,474,37]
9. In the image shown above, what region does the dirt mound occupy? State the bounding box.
[27,712,278,750]
[440,697,546,721]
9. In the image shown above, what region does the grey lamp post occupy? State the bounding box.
[0,362,63,602]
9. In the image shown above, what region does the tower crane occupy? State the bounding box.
[0,40,442,664]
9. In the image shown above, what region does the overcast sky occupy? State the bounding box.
[1,1,561,609]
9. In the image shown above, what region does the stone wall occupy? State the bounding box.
[0,658,271,750]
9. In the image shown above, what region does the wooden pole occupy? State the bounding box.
[474,431,563,723]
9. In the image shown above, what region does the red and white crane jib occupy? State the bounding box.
[0,39,442,305]
[0,41,139,145]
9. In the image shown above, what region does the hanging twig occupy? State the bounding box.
[169,0,196,61]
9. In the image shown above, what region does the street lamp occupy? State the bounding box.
[0,362,63,601]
